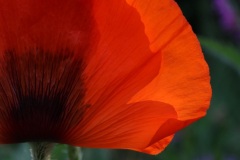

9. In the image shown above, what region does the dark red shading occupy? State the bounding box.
[0,48,88,143]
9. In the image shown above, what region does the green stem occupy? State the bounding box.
[68,145,83,160]
[29,142,55,160]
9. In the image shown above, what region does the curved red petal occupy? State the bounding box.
[0,0,96,143]
[0,0,211,155]
[83,0,158,107]
[66,101,177,153]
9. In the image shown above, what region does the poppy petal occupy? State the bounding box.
[0,0,211,155]
[0,0,96,143]
[138,135,174,154]
[125,0,211,153]
[66,101,177,153]
[0,0,95,53]
[83,0,161,113]
[127,0,211,120]
[72,0,211,154]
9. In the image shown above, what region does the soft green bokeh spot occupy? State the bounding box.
[200,36,240,73]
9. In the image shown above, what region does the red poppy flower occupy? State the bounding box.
[0,0,211,155]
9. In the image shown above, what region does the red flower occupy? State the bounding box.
[0,0,211,155]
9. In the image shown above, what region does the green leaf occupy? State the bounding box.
[68,146,82,160]
[199,36,240,73]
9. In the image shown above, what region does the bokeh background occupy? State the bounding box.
[0,0,240,159]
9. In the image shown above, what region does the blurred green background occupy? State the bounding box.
[1,0,240,159]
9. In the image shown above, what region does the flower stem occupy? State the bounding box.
[68,145,83,160]
[29,142,55,160]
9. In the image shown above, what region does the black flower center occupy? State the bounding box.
[0,48,87,143]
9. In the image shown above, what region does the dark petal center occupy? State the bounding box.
[0,48,87,143]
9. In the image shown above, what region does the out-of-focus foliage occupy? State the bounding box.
[200,37,240,73]
[1,0,240,159]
